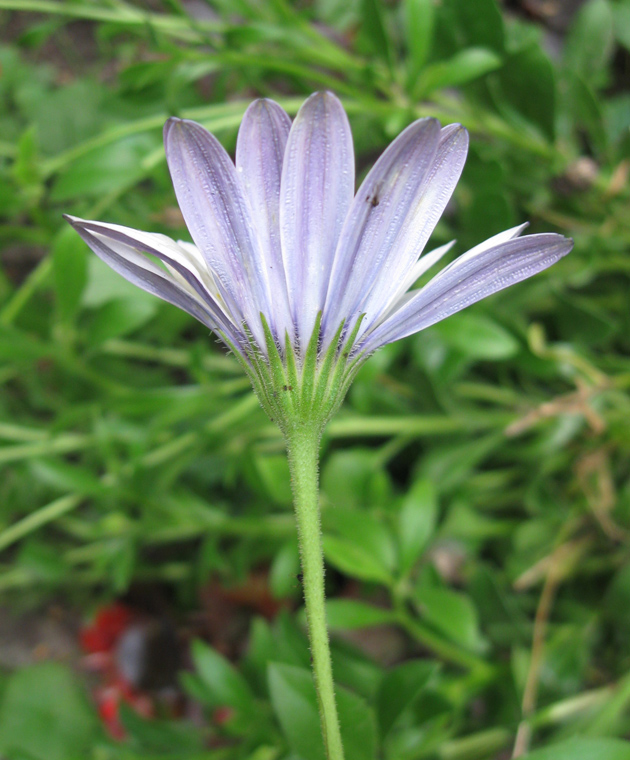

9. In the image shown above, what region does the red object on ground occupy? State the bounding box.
[80,603,132,655]
[80,603,153,740]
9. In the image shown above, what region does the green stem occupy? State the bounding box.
[0,434,92,464]
[285,424,344,760]
[0,256,52,327]
[0,494,82,553]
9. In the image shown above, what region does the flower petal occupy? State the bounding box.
[322,120,468,347]
[360,232,573,353]
[373,225,528,327]
[236,99,293,340]
[279,92,354,347]
[164,118,271,344]
[172,240,224,302]
[65,215,247,353]
[376,240,456,324]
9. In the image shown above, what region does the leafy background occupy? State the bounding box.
[1,0,630,758]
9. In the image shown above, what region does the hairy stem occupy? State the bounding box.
[286,424,344,760]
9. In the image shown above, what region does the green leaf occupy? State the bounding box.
[493,45,556,140]
[323,507,396,585]
[119,702,202,753]
[434,313,520,360]
[612,1,630,52]
[330,644,382,700]
[268,663,378,760]
[403,0,434,83]
[13,124,42,193]
[191,640,256,717]
[336,680,378,760]
[253,453,293,506]
[325,599,396,630]
[82,255,157,307]
[563,0,614,88]
[322,449,390,511]
[459,148,518,241]
[109,536,136,592]
[0,662,98,760]
[315,0,361,29]
[0,327,50,363]
[360,0,393,69]
[50,133,159,201]
[560,71,607,152]
[273,613,312,669]
[268,663,325,760]
[469,565,528,646]
[52,226,87,323]
[416,47,502,96]
[398,478,438,575]
[19,78,105,156]
[522,738,630,760]
[419,434,503,495]
[324,507,397,573]
[119,59,178,92]
[30,459,104,497]
[415,584,486,652]
[243,617,276,691]
[324,534,392,584]
[377,660,437,737]
[17,540,68,584]
[270,539,301,599]
[464,189,517,245]
[443,0,504,53]
[86,296,157,345]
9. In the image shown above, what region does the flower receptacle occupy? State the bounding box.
[222,312,366,438]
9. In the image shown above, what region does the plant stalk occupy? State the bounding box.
[285,424,344,760]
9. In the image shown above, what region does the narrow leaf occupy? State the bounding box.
[398,478,438,575]
[416,47,501,96]
[404,0,434,84]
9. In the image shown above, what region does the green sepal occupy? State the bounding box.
[242,327,281,414]
[284,328,301,417]
[300,311,322,412]
[219,330,276,419]
[260,314,286,385]
[311,318,346,414]
[335,342,371,413]
[229,312,370,437]
[261,315,300,429]
[320,315,366,422]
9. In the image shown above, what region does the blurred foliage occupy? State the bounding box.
[1,0,630,758]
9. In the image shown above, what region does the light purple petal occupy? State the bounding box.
[360,233,573,353]
[279,92,354,347]
[448,222,529,268]
[322,118,440,335]
[373,225,527,328]
[65,215,248,355]
[376,240,456,323]
[236,99,293,341]
[322,120,468,347]
[164,118,271,345]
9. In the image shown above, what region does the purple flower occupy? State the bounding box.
[66,92,571,375]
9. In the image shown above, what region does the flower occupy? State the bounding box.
[66,92,571,430]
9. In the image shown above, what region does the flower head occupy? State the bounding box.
[66,92,572,432]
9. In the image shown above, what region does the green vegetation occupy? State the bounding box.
[1,0,630,758]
